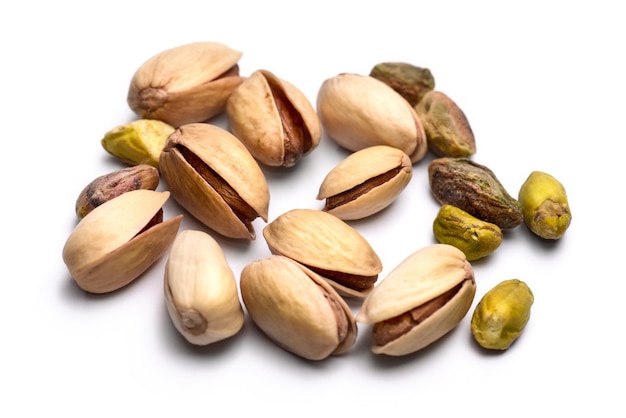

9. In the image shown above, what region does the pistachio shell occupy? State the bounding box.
[357,244,476,356]
[317,145,412,220]
[164,230,244,345]
[159,123,270,240]
[262,208,382,297]
[226,69,321,167]
[62,190,182,294]
[316,73,428,163]
[240,255,357,360]
[127,42,244,127]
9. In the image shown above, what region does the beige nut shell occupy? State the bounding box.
[240,255,357,360]
[357,244,476,356]
[164,230,244,345]
[159,123,270,240]
[316,73,428,163]
[317,145,412,220]
[62,190,182,294]
[226,69,321,167]
[127,41,244,127]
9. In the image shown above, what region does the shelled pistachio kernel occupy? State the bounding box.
[75,164,159,219]
[369,62,435,106]
[317,145,412,220]
[471,279,534,350]
[101,119,175,168]
[433,204,502,261]
[518,170,572,239]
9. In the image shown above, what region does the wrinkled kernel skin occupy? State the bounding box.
[471,279,534,350]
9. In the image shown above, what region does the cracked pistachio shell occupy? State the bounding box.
[433,204,502,261]
[262,209,383,298]
[240,255,358,361]
[100,119,175,168]
[127,42,244,128]
[317,145,412,220]
[159,123,270,240]
[226,69,321,167]
[357,244,476,356]
[62,190,183,294]
[471,279,534,350]
[518,171,572,239]
[316,73,428,163]
[164,230,244,346]
[75,164,160,219]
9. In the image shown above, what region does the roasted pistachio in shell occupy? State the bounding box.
[164,230,244,346]
[357,244,476,356]
[317,145,412,220]
[471,279,534,350]
[518,171,572,239]
[240,255,358,361]
[226,69,321,167]
[75,164,159,219]
[159,123,270,240]
[62,190,182,294]
[262,208,382,298]
[429,157,523,229]
[316,73,428,163]
[414,90,476,158]
[433,204,502,261]
[100,119,175,168]
[127,41,244,127]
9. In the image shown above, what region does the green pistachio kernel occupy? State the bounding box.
[518,170,572,239]
[433,204,502,261]
[471,279,534,350]
[101,119,175,168]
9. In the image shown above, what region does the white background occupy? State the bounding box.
[3,1,623,416]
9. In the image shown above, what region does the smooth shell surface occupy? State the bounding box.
[62,190,182,294]
[240,255,357,360]
[164,230,244,345]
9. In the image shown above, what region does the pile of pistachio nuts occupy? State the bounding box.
[62,41,572,360]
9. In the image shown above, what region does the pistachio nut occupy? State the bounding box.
[317,145,412,220]
[240,255,358,361]
[75,164,160,219]
[471,279,534,350]
[127,41,244,127]
[226,69,321,167]
[164,230,244,345]
[433,204,502,261]
[100,119,175,168]
[428,157,523,229]
[159,123,270,240]
[414,90,476,158]
[369,62,435,107]
[262,208,382,297]
[357,244,476,356]
[518,170,572,239]
[316,73,428,163]
[62,190,183,294]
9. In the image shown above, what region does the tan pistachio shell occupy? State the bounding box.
[226,69,321,167]
[262,208,382,298]
[164,230,244,345]
[62,190,182,294]
[159,123,270,240]
[317,145,412,220]
[357,244,476,356]
[240,255,358,360]
[316,73,428,163]
[127,42,244,127]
